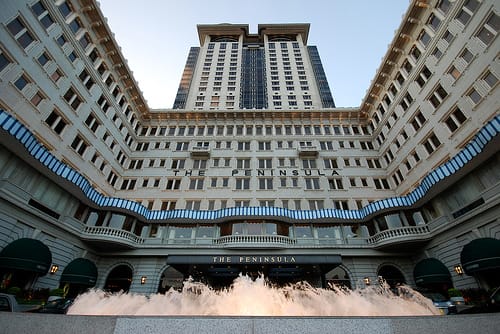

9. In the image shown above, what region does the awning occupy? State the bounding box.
[413,258,451,286]
[460,238,500,275]
[0,238,52,274]
[60,258,98,286]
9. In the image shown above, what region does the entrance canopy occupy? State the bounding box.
[60,258,98,286]
[167,254,342,284]
[413,258,451,286]
[460,238,500,275]
[0,238,52,275]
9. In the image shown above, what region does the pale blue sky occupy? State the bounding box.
[98,0,409,108]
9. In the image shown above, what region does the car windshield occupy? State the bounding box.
[423,293,447,302]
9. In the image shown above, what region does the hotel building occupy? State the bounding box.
[0,0,499,296]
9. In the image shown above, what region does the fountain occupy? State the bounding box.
[68,275,439,316]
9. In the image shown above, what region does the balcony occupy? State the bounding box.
[367,225,431,249]
[190,146,210,158]
[213,234,297,249]
[297,145,318,157]
[82,226,144,248]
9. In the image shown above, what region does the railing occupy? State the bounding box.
[83,226,144,244]
[213,234,296,248]
[367,225,431,245]
[297,145,318,157]
[190,146,210,157]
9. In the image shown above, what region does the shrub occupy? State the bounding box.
[49,288,65,297]
[6,286,21,297]
[448,288,462,297]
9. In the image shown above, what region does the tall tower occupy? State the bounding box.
[172,24,335,110]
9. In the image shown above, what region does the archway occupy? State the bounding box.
[325,266,351,289]
[378,264,406,288]
[104,265,132,293]
[157,266,184,293]
[60,258,98,298]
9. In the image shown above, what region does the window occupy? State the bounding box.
[374,178,390,190]
[423,133,441,155]
[482,70,498,89]
[71,134,88,156]
[193,159,207,169]
[467,88,482,105]
[324,158,338,169]
[14,74,29,91]
[166,179,181,190]
[328,178,344,190]
[416,66,432,88]
[189,178,204,190]
[235,178,250,190]
[237,142,250,151]
[411,111,427,131]
[459,48,473,64]
[58,1,73,18]
[258,158,272,169]
[175,142,189,151]
[51,68,63,83]
[448,65,461,81]
[63,87,82,111]
[258,141,271,151]
[309,200,324,210]
[427,13,441,31]
[171,159,185,169]
[418,30,431,48]
[7,17,36,49]
[68,18,82,34]
[455,0,479,26]
[305,178,320,190]
[79,69,94,90]
[0,50,12,73]
[258,178,273,190]
[45,109,67,134]
[320,141,334,150]
[30,90,44,107]
[476,12,499,46]
[428,85,448,109]
[31,1,55,30]
[444,107,467,133]
[302,159,317,169]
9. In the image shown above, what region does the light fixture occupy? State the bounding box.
[140,276,147,284]
[363,277,371,285]
[50,265,59,274]
[454,265,464,275]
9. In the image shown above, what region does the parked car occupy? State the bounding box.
[459,287,500,314]
[419,291,457,315]
[30,298,73,314]
[0,293,40,312]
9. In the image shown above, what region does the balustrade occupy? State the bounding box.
[83,225,144,244]
[367,225,430,244]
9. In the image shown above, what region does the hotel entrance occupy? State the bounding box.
[166,254,342,288]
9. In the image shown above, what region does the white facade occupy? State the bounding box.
[0,0,499,295]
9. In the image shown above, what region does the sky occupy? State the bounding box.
[98,0,410,109]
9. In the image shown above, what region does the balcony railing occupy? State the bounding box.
[213,234,296,248]
[297,145,318,157]
[190,146,210,157]
[83,226,144,244]
[367,225,431,246]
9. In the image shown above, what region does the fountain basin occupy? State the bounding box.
[1,313,500,334]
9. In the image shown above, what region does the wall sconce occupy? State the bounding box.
[454,265,464,275]
[140,276,147,285]
[363,277,371,285]
[50,265,59,274]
